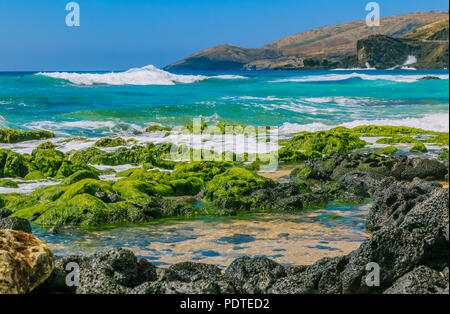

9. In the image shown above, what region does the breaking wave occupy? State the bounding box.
[37,65,246,86]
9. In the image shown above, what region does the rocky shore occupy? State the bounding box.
[1,159,448,294]
[0,125,449,294]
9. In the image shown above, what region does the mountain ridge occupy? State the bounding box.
[165,11,449,70]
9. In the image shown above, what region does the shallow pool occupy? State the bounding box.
[33,202,370,269]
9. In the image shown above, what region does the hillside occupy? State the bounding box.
[165,11,449,70]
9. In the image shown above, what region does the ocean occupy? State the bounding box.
[1,65,448,141]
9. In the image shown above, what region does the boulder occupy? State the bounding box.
[0,217,32,233]
[383,266,448,294]
[366,178,441,232]
[225,256,286,293]
[0,230,54,294]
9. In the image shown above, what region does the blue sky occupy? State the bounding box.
[0,0,448,71]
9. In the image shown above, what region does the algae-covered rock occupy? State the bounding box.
[23,171,46,180]
[37,193,110,226]
[205,168,275,214]
[0,179,19,188]
[145,125,171,132]
[37,142,57,150]
[279,129,366,162]
[377,146,398,156]
[410,142,428,153]
[0,129,54,144]
[95,137,127,147]
[31,148,65,178]
[0,193,36,212]
[0,149,35,178]
[70,144,174,169]
[58,178,113,202]
[31,185,68,203]
[0,230,54,294]
[113,179,153,200]
[63,170,100,185]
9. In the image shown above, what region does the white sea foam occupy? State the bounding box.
[37,65,246,86]
[271,73,449,83]
[279,113,450,134]
[0,179,62,195]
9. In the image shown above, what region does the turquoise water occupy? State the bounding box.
[0,67,448,137]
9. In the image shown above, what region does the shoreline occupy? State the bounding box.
[1,125,449,294]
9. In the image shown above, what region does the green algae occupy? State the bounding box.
[377,146,399,156]
[410,142,428,153]
[0,129,54,144]
[0,179,19,188]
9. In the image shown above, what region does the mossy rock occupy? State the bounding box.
[205,168,274,208]
[63,170,100,185]
[0,129,54,144]
[113,179,153,200]
[58,179,113,202]
[36,193,109,226]
[377,146,399,156]
[24,171,46,180]
[70,144,174,169]
[410,142,428,153]
[12,203,54,219]
[0,179,19,188]
[95,137,127,147]
[58,137,90,143]
[55,160,99,179]
[376,136,418,144]
[349,125,436,137]
[0,149,35,178]
[145,125,171,132]
[0,193,36,211]
[279,129,366,161]
[31,148,65,177]
[37,142,57,150]
[168,178,203,196]
[31,184,68,203]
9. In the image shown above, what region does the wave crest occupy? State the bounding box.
[37,65,246,86]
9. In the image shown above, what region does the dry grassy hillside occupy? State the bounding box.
[165,11,449,70]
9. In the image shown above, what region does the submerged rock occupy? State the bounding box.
[0,230,54,294]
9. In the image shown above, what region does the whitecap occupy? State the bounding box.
[37,65,247,86]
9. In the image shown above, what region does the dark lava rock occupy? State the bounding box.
[418,76,441,81]
[395,158,448,181]
[340,188,449,293]
[383,265,448,294]
[337,171,384,198]
[0,217,32,233]
[269,256,348,294]
[366,177,442,232]
[225,256,286,293]
[269,185,448,294]
[0,208,12,218]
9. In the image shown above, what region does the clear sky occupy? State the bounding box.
[0,0,448,71]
